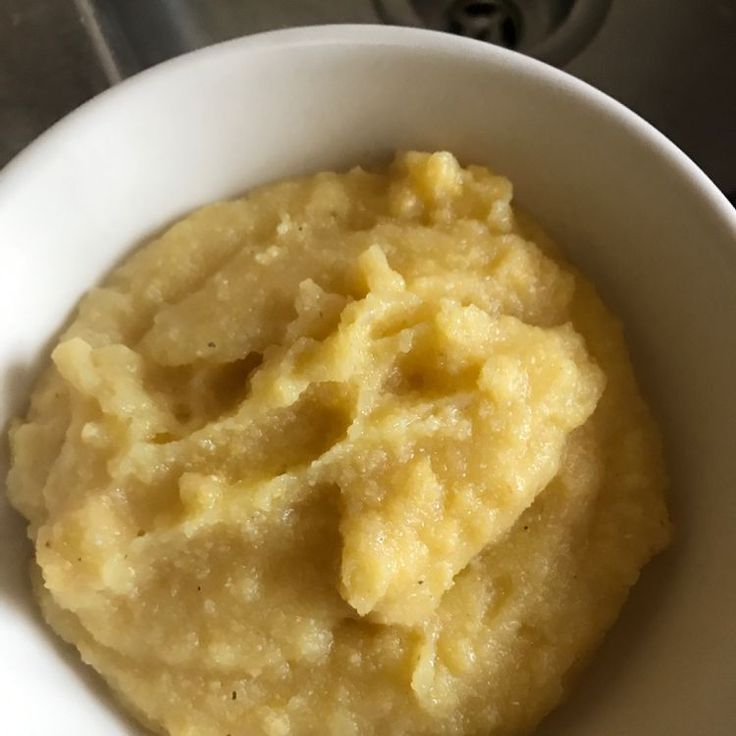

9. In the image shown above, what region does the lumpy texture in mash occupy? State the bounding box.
[8,152,670,736]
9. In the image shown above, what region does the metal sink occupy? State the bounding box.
[2,0,735,202]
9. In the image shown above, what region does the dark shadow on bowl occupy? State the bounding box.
[1,360,38,616]
[534,543,681,735]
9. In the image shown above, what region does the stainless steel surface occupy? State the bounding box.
[0,0,107,165]
[1,0,735,202]
[88,0,380,78]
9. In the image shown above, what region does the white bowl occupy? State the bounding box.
[1,25,734,736]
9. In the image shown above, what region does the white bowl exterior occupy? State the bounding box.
[1,25,735,736]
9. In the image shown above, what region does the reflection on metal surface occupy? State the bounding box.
[73,0,123,83]
[2,0,735,200]
[444,0,524,50]
[374,0,613,66]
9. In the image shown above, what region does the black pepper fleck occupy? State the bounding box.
[231,691,237,700]
[523,525,529,531]
[197,586,202,592]
[208,342,216,348]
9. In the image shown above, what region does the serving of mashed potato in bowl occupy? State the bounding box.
[6,151,670,735]
[1,25,735,736]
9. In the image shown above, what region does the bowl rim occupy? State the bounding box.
[1,23,734,231]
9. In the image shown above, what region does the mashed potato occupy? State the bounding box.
[7,152,670,736]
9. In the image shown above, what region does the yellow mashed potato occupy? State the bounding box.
[7,152,670,736]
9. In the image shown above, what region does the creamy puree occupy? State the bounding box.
[8,152,670,736]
